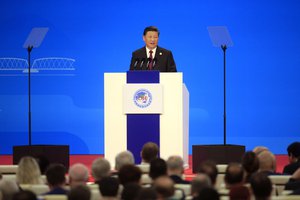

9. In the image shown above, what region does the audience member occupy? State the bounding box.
[44,163,68,195]
[121,182,142,200]
[98,177,119,200]
[197,160,218,186]
[91,157,111,183]
[193,187,219,200]
[115,151,135,171]
[250,172,273,200]
[67,185,91,200]
[135,187,157,200]
[149,158,167,181]
[12,190,37,200]
[191,173,212,197]
[283,142,300,175]
[118,164,142,185]
[68,163,89,188]
[224,162,244,189]
[0,179,20,200]
[153,175,175,200]
[140,142,159,164]
[253,146,269,155]
[258,150,281,175]
[16,156,43,184]
[242,151,259,182]
[167,155,189,184]
[229,185,251,200]
[285,167,300,191]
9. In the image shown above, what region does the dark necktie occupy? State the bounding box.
[149,50,153,70]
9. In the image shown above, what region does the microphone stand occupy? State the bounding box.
[221,44,227,145]
[27,45,33,146]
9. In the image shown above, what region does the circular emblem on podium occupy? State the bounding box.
[133,89,152,108]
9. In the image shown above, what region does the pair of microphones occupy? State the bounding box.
[133,57,157,70]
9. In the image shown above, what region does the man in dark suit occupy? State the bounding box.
[129,26,177,72]
[283,142,300,175]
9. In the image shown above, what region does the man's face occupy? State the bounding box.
[143,31,159,50]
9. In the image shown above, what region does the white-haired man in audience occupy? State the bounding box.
[115,151,135,171]
[68,163,89,188]
[253,146,269,155]
[166,155,189,184]
[258,150,281,175]
[91,157,111,183]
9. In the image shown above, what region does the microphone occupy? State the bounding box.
[139,58,145,69]
[133,58,139,70]
[152,58,157,69]
[146,58,151,70]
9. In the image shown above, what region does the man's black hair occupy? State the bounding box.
[143,26,160,36]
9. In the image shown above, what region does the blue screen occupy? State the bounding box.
[1,0,300,154]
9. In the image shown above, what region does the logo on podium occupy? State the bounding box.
[133,89,152,108]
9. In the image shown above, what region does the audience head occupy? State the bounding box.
[91,157,111,182]
[224,162,244,188]
[149,158,167,180]
[194,187,219,200]
[0,179,20,200]
[121,182,142,200]
[68,163,89,187]
[141,142,159,163]
[16,156,42,184]
[136,187,157,200]
[12,190,37,200]
[68,185,91,200]
[153,175,175,199]
[229,185,251,200]
[250,172,273,200]
[257,151,276,173]
[115,151,135,171]
[242,151,259,181]
[287,142,300,163]
[166,155,184,176]
[253,146,269,155]
[191,173,212,197]
[45,163,66,188]
[99,177,119,197]
[118,164,142,185]
[197,160,218,186]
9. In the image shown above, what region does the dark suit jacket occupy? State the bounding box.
[169,175,190,184]
[129,46,177,72]
[285,178,300,190]
[283,161,300,175]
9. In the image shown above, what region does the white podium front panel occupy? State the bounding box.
[123,84,163,114]
[104,72,189,167]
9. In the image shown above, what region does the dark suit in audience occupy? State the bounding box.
[283,142,300,175]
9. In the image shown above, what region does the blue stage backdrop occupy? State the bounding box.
[0,0,300,154]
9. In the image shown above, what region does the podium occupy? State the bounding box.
[104,71,189,167]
